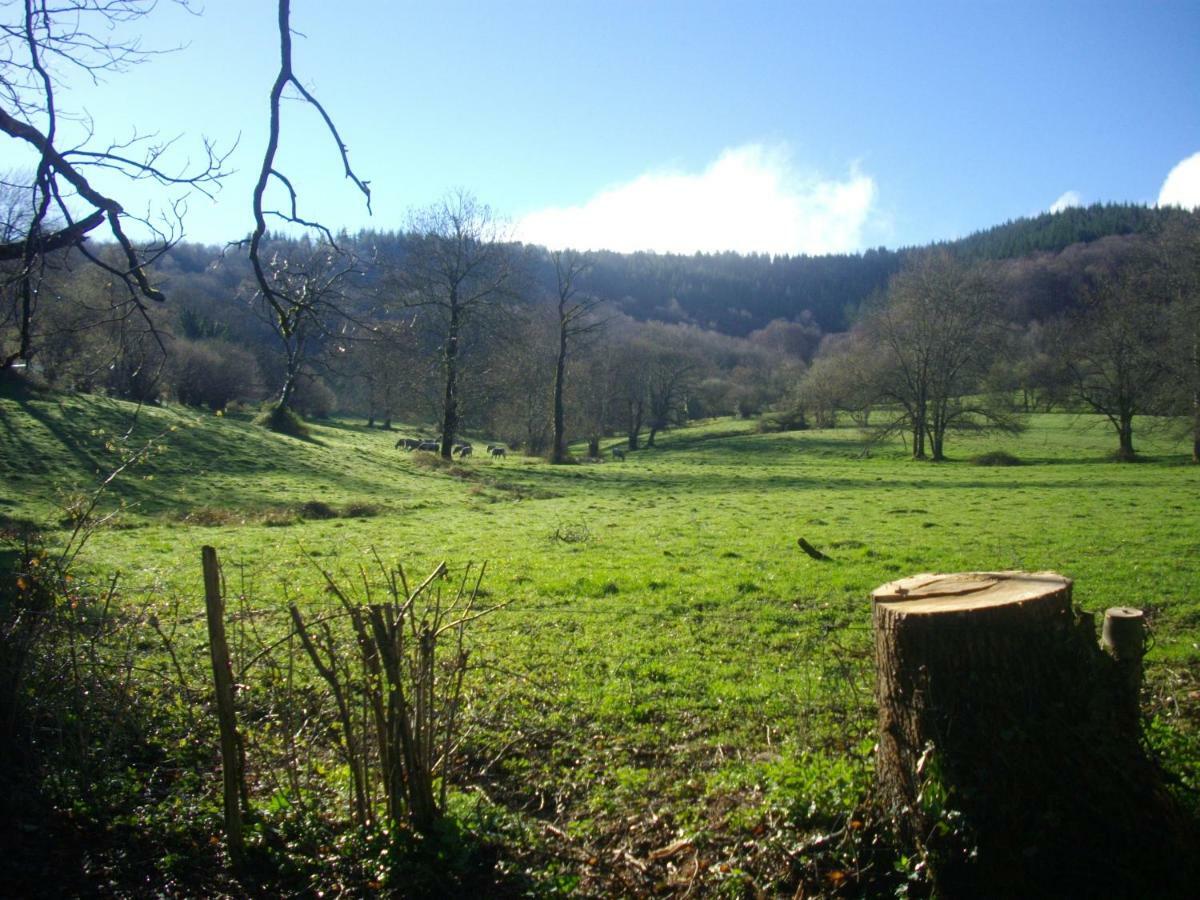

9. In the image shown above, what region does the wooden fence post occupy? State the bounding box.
[202,545,245,865]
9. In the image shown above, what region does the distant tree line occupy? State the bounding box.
[788,215,1200,462]
[0,189,812,457]
[948,202,1194,262]
[4,192,1199,462]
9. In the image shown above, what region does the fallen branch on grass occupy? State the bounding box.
[797,537,832,561]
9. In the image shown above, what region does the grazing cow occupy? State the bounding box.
[453,442,473,456]
[611,447,625,461]
[458,444,472,458]
[395,437,422,450]
[417,440,440,452]
[488,446,506,458]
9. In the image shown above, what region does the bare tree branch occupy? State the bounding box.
[243,0,372,423]
[0,206,102,260]
[1,0,231,372]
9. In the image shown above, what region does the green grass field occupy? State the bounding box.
[3,384,1198,893]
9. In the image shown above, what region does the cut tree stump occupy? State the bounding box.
[872,571,1198,899]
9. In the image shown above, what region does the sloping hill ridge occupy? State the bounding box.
[0,382,439,526]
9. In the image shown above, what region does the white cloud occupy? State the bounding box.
[516,144,876,256]
[1049,190,1083,213]
[1158,152,1200,210]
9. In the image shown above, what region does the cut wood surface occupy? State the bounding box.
[872,570,1072,614]
[1102,605,1147,660]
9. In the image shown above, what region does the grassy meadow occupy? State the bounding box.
[2,384,1198,894]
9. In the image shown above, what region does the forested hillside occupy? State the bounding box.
[155,201,1184,338]
[949,202,1187,261]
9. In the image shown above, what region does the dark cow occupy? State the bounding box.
[416,440,440,452]
[457,444,473,458]
[395,437,422,450]
[488,445,506,458]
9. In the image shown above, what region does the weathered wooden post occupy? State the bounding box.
[872,572,1197,899]
[202,546,245,865]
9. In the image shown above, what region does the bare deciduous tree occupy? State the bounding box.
[1153,214,1200,462]
[399,191,522,457]
[1062,261,1173,460]
[245,0,371,429]
[571,341,622,457]
[643,327,704,447]
[550,248,601,463]
[861,251,1013,460]
[247,239,363,419]
[1,0,229,373]
[349,318,421,429]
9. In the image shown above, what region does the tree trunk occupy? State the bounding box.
[552,324,567,464]
[1117,413,1136,461]
[275,329,307,415]
[440,301,460,458]
[18,270,34,365]
[929,419,945,461]
[1192,335,1199,464]
[873,571,1197,899]
[910,394,927,459]
[1192,376,1199,463]
[627,399,643,450]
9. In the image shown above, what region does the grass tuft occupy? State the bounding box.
[254,404,309,438]
[261,508,299,527]
[971,450,1023,466]
[180,506,245,526]
[299,500,338,520]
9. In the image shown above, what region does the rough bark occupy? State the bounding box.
[1117,413,1136,461]
[552,325,567,463]
[1193,339,1199,463]
[439,299,461,458]
[626,398,643,450]
[873,571,1198,898]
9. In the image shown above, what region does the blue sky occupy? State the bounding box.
[24,0,1200,254]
